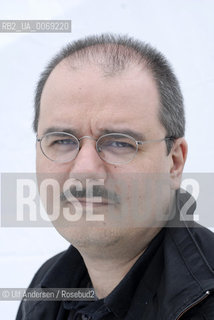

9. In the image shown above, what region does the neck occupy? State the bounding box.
[82,249,146,299]
[74,227,163,299]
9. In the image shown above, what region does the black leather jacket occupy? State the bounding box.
[16,193,214,319]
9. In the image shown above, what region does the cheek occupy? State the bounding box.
[36,148,72,199]
[36,155,55,173]
[36,144,45,173]
[133,150,170,173]
[36,145,69,174]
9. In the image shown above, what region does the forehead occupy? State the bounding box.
[38,61,163,137]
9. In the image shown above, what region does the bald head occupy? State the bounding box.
[33,33,185,151]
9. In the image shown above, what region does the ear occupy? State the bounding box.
[169,138,188,190]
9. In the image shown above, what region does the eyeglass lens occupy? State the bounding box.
[40,133,138,164]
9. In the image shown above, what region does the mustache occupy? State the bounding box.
[60,185,120,204]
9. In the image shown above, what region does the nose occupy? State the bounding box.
[69,137,108,180]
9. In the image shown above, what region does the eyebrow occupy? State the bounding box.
[42,126,146,141]
[42,127,79,137]
[101,129,146,141]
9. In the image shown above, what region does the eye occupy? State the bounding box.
[98,139,136,155]
[105,141,135,149]
[54,139,75,145]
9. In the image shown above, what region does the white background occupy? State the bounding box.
[0,0,214,318]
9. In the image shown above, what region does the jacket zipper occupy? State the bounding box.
[176,290,210,320]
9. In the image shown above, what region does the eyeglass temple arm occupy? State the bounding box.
[136,136,175,145]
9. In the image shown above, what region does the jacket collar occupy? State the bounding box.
[158,190,214,319]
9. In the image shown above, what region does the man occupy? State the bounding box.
[16,34,214,319]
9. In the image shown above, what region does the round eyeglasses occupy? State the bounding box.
[36,132,173,165]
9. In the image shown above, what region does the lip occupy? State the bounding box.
[65,199,115,206]
[80,202,109,207]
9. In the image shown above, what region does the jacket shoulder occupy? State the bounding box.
[16,251,67,320]
[29,250,66,288]
[189,224,214,270]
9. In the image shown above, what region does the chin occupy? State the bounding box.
[56,223,124,249]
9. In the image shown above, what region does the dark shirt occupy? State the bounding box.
[56,228,166,320]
